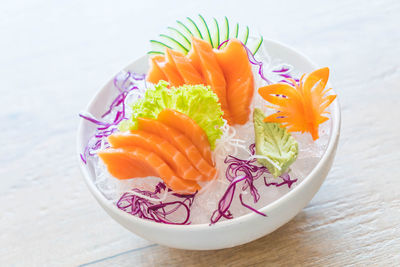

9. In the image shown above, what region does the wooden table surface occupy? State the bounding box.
[1,0,400,266]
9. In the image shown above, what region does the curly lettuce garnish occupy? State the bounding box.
[120,81,224,149]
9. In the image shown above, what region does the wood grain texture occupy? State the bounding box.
[1,0,399,266]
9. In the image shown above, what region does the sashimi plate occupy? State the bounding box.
[77,28,340,250]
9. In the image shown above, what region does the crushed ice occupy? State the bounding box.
[84,48,332,224]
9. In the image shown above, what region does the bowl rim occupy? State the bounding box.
[77,38,341,231]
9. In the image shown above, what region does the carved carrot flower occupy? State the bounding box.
[258,67,336,140]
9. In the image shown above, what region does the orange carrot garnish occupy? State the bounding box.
[258,67,336,140]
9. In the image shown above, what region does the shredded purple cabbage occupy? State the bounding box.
[79,71,144,164]
[265,173,297,188]
[210,175,247,224]
[210,144,298,224]
[217,39,229,49]
[272,66,290,73]
[239,194,267,217]
[242,44,273,84]
[272,66,300,84]
[117,182,196,225]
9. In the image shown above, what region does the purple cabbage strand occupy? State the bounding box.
[79,71,144,164]
[210,144,297,224]
[117,182,196,225]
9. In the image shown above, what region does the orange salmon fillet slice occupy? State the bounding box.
[108,131,205,182]
[165,48,204,85]
[157,109,213,166]
[190,37,232,123]
[137,117,217,181]
[215,39,254,125]
[156,53,185,87]
[98,147,200,194]
[187,48,202,74]
[146,55,167,84]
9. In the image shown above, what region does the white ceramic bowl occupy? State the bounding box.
[77,39,341,250]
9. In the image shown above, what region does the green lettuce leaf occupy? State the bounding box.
[120,81,224,149]
[253,108,298,177]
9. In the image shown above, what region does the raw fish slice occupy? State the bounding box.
[190,37,232,123]
[147,55,167,84]
[165,48,204,85]
[137,117,217,180]
[187,48,202,74]
[157,109,213,165]
[156,55,185,87]
[215,39,254,125]
[98,147,200,193]
[108,131,205,182]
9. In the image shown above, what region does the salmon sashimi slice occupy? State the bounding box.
[187,48,202,74]
[157,109,213,166]
[137,117,218,180]
[215,39,254,125]
[165,48,204,85]
[156,54,185,87]
[146,55,167,84]
[107,131,205,182]
[190,37,232,123]
[98,147,200,194]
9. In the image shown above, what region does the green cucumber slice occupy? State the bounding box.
[199,14,214,48]
[213,18,220,47]
[216,16,230,49]
[187,17,203,39]
[234,23,239,38]
[149,40,172,54]
[149,16,264,55]
[243,26,249,45]
[147,51,165,55]
[252,35,263,55]
[167,26,191,47]
[159,34,189,53]
[177,20,194,37]
[224,16,229,41]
